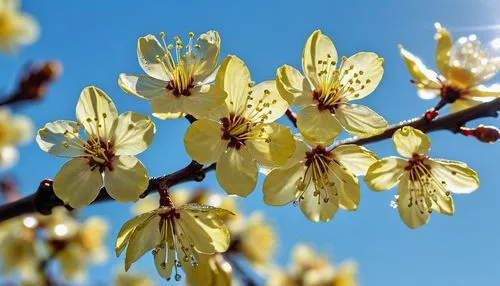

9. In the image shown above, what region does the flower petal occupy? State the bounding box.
[137,35,169,81]
[299,183,340,222]
[182,85,227,119]
[399,46,441,89]
[216,55,251,113]
[125,215,161,270]
[150,93,183,119]
[37,120,86,157]
[246,123,295,167]
[111,112,155,156]
[431,188,455,216]
[364,157,407,191]
[449,98,482,113]
[338,52,384,101]
[429,159,479,194]
[263,161,306,206]
[332,144,377,176]
[434,23,453,76]
[184,119,227,164]
[11,113,33,145]
[302,30,337,87]
[154,229,175,279]
[417,89,440,100]
[105,156,148,202]
[331,162,360,211]
[392,126,431,158]
[276,64,313,106]
[53,158,103,208]
[115,211,155,257]
[118,73,168,100]
[246,80,289,123]
[76,86,118,140]
[297,105,341,145]
[336,103,388,137]
[468,84,500,97]
[216,146,257,197]
[396,172,430,229]
[194,30,221,80]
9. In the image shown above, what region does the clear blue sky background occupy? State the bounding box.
[1,0,499,285]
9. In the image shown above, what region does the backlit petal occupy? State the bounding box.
[184,119,227,164]
[118,73,168,100]
[276,64,313,105]
[297,105,341,145]
[397,173,430,229]
[336,103,388,137]
[399,46,441,89]
[150,93,183,119]
[338,52,384,101]
[115,211,155,257]
[76,86,118,140]
[300,183,340,222]
[137,35,169,81]
[434,23,453,75]
[182,85,227,119]
[37,120,86,157]
[216,146,257,197]
[263,162,306,206]
[112,112,155,156]
[333,144,377,176]
[364,157,407,191]
[216,55,251,113]
[468,84,500,97]
[429,159,479,194]
[246,123,295,167]
[246,80,289,123]
[125,215,161,270]
[105,156,148,202]
[392,126,431,158]
[302,30,337,87]
[194,30,221,80]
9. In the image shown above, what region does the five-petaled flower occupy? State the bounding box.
[364,126,479,229]
[0,0,39,53]
[184,55,295,197]
[36,86,155,208]
[115,203,231,282]
[119,30,227,119]
[276,30,387,144]
[400,23,500,113]
[263,135,377,222]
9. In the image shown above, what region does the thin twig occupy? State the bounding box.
[285,109,297,127]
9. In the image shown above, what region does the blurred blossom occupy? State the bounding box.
[184,253,232,286]
[114,270,156,286]
[0,108,34,169]
[0,0,39,53]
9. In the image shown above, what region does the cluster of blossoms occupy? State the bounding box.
[0,0,38,53]
[1,22,491,283]
[0,207,108,284]
[0,108,33,169]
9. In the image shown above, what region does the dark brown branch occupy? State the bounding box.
[0,98,498,223]
[285,109,297,127]
[333,97,500,147]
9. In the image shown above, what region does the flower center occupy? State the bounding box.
[402,154,450,214]
[84,138,114,173]
[440,83,465,104]
[220,113,268,150]
[155,32,201,97]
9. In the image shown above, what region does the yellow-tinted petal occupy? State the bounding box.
[449,98,482,113]
[125,215,161,270]
[297,105,341,145]
[150,93,183,119]
[263,161,306,206]
[194,30,221,80]
[429,159,479,194]
[302,30,337,87]
[154,236,175,279]
[392,126,431,158]
[10,113,33,145]
[246,123,295,167]
[431,188,455,216]
[276,64,313,105]
[216,55,251,112]
[53,158,103,208]
[105,156,148,202]
[184,119,227,164]
[396,173,430,229]
[468,84,500,97]
[112,112,155,156]
[246,80,289,123]
[332,144,377,176]
[182,85,227,119]
[76,86,118,139]
[216,146,257,197]
[300,183,340,222]
[115,212,155,257]
[434,23,453,75]
[331,163,360,211]
[137,35,169,81]
[336,103,388,137]
[399,46,441,89]
[364,157,407,191]
[36,120,86,157]
[338,52,384,101]
[118,73,167,100]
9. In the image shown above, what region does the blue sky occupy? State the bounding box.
[1,0,499,285]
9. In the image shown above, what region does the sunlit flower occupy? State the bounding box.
[119,30,226,119]
[365,126,479,228]
[0,0,39,53]
[185,55,295,196]
[0,107,33,168]
[36,86,155,208]
[400,23,500,113]
[276,30,387,144]
[116,203,231,282]
[114,271,156,286]
[263,135,377,222]
[229,212,276,268]
[266,244,358,286]
[183,253,232,286]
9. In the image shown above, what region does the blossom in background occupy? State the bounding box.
[36,86,155,208]
[267,244,358,286]
[400,23,500,112]
[263,135,377,222]
[185,55,295,196]
[0,0,39,53]
[114,271,156,286]
[119,30,226,119]
[116,203,231,282]
[276,30,387,144]
[183,253,232,286]
[365,126,479,228]
[0,107,33,169]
